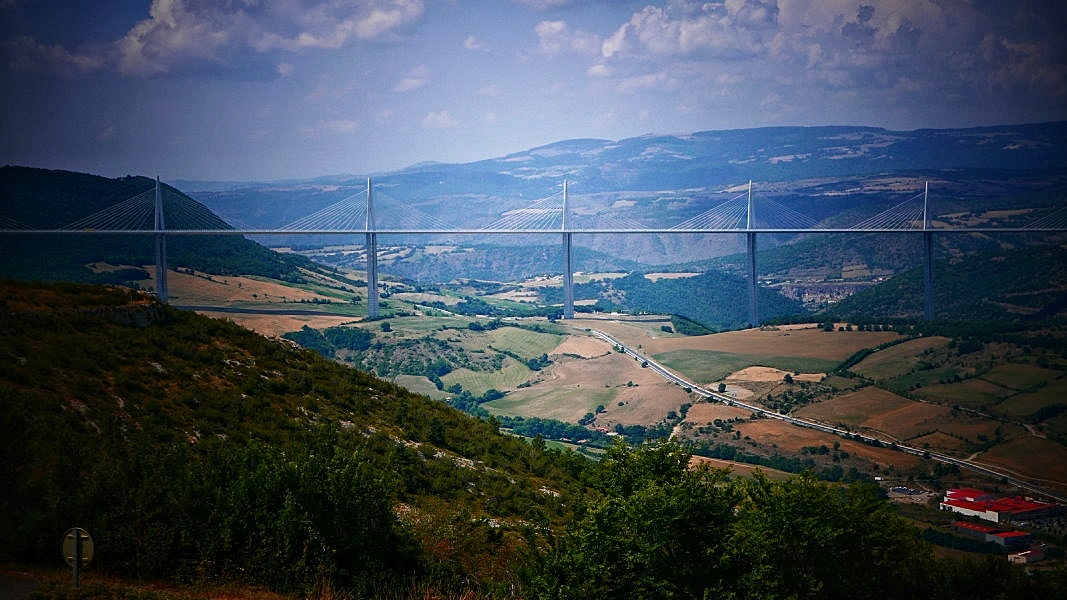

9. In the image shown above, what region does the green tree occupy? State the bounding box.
[717,473,932,599]
[523,441,736,599]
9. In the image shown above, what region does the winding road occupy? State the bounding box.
[588,329,1067,503]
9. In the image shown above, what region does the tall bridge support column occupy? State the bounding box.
[155,234,168,302]
[921,182,934,320]
[747,232,758,327]
[366,232,379,318]
[153,177,168,302]
[561,180,574,320]
[562,232,574,319]
[923,231,934,320]
[365,178,379,319]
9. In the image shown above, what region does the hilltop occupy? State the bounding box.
[0,166,323,288]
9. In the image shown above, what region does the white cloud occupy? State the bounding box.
[422,110,459,129]
[7,0,427,76]
[394,65,430,93]
[4,35,105,74]
[464,34,490,52]
[601,1,773,60]
[533,20,600,58]
[514,0,574,9]
[617,70,674,94]
[586,63,611,78]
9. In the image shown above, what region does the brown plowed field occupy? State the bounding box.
[974,436,1067,487]
[796,387,950,439]
[725,418,922,472]
[645,325,900,360]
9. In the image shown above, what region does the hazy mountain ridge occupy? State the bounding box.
[187,122,1067,232]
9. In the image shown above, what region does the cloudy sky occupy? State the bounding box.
[1,0,1064,181]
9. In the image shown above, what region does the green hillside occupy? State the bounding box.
[0,166,319,287]
[0,280,584,595]
[820,245,1067,321]
[4,280,1067,599]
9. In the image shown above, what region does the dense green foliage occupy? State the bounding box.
[553,271,804,329]
[523,440,1067,600]
[0,281,582,595]
[821,245,1067,322]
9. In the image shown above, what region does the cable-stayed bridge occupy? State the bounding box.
[4,178,1066,323]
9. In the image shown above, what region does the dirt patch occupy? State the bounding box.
[689,455,792,480]
[393,292,461,305]
[495,351,689,425]
[729,366,824,383]
[196,311,361,338]
[551,335,611,359]
[644,272,701,282]
[143,268,334,305]
[684,402,754,424]
[731,418,921,471]
[646,325,900,361]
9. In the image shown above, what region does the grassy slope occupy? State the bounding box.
[0,280,585,588]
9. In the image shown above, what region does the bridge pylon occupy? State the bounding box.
[562,180,574,319]
[154,177,168,302]
[365,178,379,319]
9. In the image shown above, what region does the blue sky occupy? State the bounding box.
[2,0,1065,181]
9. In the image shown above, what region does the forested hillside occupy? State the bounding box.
[555,270,805,329]
[820,245,1067,321]
[0,166,319,286]
[5,280,1067,599]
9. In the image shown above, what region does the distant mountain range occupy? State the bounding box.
[184,122,1067,265]
[2,123,1066,325]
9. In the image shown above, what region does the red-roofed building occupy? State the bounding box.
[941,489,1063,524]
[952,521,1031,548]
[945,488,995,503]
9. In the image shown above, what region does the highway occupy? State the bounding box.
[588,329,1067,504]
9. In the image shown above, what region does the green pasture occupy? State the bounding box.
[994,377,1067,419]
[393,375,448,400]
[485,385,618,421]
[882,365,966,394]
[1043,410,1067,437]
[377,315,472,335]
[851,337,951,380]
[441,357,533,396]
[486,327,564,357]
[910,378,1013,408]
[653,349,840,383]
[979,362,1061,391]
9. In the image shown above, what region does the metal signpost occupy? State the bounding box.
[61,527,93,587]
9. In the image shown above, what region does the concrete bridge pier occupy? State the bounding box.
[365,178,380,319]
[563,232,574,319]
[747,232,758,327]
[154,177,168,302]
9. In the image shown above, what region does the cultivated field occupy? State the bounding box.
[485,331,692,426]
[159,269,1067,497]
[850,336,952,379]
